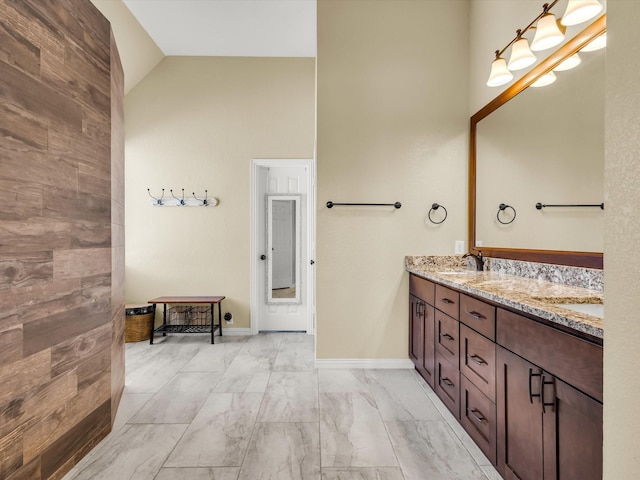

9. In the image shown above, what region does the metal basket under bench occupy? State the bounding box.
[147,296,226,344]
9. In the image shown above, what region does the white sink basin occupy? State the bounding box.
[558,304,604,318]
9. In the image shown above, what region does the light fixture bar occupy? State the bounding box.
[494,1,560,60]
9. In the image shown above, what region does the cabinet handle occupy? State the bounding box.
[441,298,454,305]
[528,368,542,404]
[541,375,556,414]
[416,301,423,318]
[466,310,485,320]
[468,407,487,424]
[441,333,455,342]
[469,354,487,365]
[442,377,454,388]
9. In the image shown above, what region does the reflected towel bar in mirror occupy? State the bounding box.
[326,201,401,209]
[536,202,604,210]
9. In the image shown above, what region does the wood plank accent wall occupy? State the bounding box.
[0,1,125,479]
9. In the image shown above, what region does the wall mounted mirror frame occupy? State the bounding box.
[266,194,302,304]
[469,14,606,269]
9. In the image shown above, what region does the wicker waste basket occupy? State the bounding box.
[125,304,154,342]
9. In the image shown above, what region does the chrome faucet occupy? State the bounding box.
[463,251,485,271]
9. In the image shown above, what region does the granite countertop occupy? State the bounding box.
[406,256,603,340]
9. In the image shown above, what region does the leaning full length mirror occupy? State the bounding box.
[469,15,606,268]
[266,195,301,304]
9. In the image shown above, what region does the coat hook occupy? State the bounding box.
[148,188,164,205]
[428,203,448,224]
[170,188,186,206]
[193,189,209,206]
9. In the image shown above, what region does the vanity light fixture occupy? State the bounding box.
[507,32,537,71]
[531,8,566,51]
[487,54,513,87]
[553,53,582,71]
[561,0,604,27]
[486,0,604,88]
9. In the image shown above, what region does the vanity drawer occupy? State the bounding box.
[410,274,435,304]
[460,324,496,402]
[497,308,603,402]
[435,310,459,367]
[435,352,460,419]
[460,374,497,465]
[435,284,459,319]
[460,294,496,341]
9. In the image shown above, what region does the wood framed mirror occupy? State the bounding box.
[469,14,606,269]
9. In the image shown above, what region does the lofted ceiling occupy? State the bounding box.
[123,0,317,57]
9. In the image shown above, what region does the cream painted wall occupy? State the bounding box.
[124,57,315,328]
[316,0,470,359]
[603,2,640,477]
[91,0,164,94]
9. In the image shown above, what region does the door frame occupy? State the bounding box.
[250,159,315,335]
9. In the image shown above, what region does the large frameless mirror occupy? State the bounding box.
[266,194,301,304]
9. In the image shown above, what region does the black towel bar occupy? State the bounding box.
[326,201,401,209]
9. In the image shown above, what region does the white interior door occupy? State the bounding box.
[251,160,314,333]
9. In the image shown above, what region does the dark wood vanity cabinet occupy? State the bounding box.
[496,309,603,480]
[409,276,435,388]
[408,274,603,480]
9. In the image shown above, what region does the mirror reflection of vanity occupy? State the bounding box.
[469,15,606,268]
[266,194,301,304]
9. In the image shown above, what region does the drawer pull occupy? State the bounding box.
[442,377,454,388]
[466,310,485,320]
[469,354,487,365]
[441,298,454,305]
[468,408,487,424]
[441,333,455,342]
[528,368,542,404]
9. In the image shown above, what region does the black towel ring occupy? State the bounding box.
[497,203,516,225]
[428,203,448,224]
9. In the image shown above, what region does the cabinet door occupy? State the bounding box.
[542,377,603,480]
[409,295,424,371]
[422,303,435,388]
[497,347,544,480]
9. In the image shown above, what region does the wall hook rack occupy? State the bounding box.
[148,188,164,205]
[326,201,402,209]
[148,188,219,207]
[427,203,448,224]
[170,188,186,206]
[497,203,517,225]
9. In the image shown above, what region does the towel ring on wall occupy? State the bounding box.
[497,203,516,225]
[427,203,448,224]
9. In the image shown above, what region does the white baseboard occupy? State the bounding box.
[221,328,252,336]
[314,358,414,369]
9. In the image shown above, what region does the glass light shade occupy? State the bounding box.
[581,32,607,52]
[487,57,513,87]
[531,13,566,51]
[531,71,557,87]
[561,0,604,26]
[508,38,537,71]
[554,53,582,71]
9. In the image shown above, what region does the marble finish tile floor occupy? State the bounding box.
[63,332,502,480]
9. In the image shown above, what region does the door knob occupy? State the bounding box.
[260,255,266,260]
